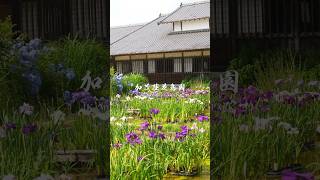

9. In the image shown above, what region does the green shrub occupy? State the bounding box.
[237,64,256,86]
[0,17,25,107]
[254,50,304,90]
[110,72,148,96]
[181,75,210,89]
[122,73,148,92]
[228,49,304,87]
[38,37,109,98]
[227,46,262,86]
[302,49,320,69]
[110,67,118,96]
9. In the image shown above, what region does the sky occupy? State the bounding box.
[111,0,206,27]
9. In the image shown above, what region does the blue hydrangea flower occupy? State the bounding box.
[65,68,76,80]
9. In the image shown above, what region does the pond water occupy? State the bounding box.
[163,174,210,180]
[163,159,210,180]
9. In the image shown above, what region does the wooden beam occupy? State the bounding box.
[203,50,210,56]
[183,50,203,57]
[114,49,210,61]
[164,52,183,58]
[115,55,130,61]
[147,53,165,59]
[131,54,147,60]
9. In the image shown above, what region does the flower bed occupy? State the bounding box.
[212,78,320,179]
[110,84,210,179]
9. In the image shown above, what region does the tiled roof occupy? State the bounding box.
[110,1,210,56]
[110,15,209,56]
[110,24,144,44]
[159,1,210,24]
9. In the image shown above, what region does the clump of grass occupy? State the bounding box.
[254,50,304,90]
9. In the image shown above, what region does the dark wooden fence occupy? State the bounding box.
[211,0,320,72]
[0,0,10,20]
[212,0,320,38]
[10,0,108,41]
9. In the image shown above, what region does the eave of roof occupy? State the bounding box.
[158,17,210,25]
[111,47,210,57]
[110,23,145,44]
[158,1,210,24]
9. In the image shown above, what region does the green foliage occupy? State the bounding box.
[305,64,320,80]
[302,49,320,69]
[229,49,304,86]
[228,46,262,86]
[0,104,108,178]
[110,72,148,96]
[229,57,257,86]
[111,121,209,179]
[0,17,14,57]
[122,73,148,92]
[110,68,118,97]
[0,17,24,107]
[254,50,304,90]
[212,90,320,179]
[181,75,211,89]
[38,37,109,98]
[110,85,210,179]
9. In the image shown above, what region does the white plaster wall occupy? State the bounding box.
[182,18,209,31]
[173,21,182,31]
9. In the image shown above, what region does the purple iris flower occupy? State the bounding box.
[125,132,142,145]
[129,89,140,95]
[158,133,166,140]
[259,104,270,112]
[80,95,96,106]
[175,132,186,142]
[148,131,157,139]
[137,156,143,162]
[150,108,160,115]
[245,85,258,95]
[220,94,231,103]
[281,169,314,180]
[71,91,96,106]
[174,125,190,141]
[112,142,122,149]
[180,126,189,136]
[157,125,163,130]
[196,115,208,122]
[234,105,246,117]
[162,92,173,98]
[139,122,149,131]
[212,115,223,124]
[22,123,37,135]
[261,91,273,100]
[283,95,296,105]
[5,122,17,130]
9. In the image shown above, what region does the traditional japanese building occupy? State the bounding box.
[110,1,211,83]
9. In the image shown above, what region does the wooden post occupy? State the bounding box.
[10,0,22,35]
[294,0,300,52]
